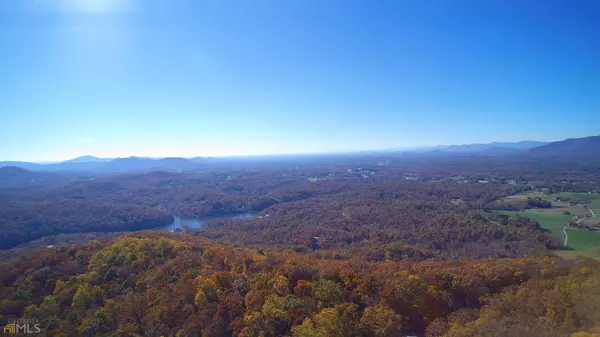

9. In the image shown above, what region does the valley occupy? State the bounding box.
[2,136,600,336]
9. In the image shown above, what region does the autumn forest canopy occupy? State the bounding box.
[2,150,600,336]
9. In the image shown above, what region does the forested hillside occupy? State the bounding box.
[0,232,599,337]
[198,181,555,260]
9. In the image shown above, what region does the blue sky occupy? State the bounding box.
[0,0,598,161]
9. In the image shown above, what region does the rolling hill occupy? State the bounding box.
[0,166,81,190]
[63,155,113,163]
[529,135,600,156]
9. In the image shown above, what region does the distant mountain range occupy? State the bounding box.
[410,141,548,154]
[0,156,200,173]
[1,136,598,172]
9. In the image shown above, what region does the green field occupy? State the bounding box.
[553,192,600,209]
[498,210,600,259]
[589,197,600,211]
[498,191,600,218]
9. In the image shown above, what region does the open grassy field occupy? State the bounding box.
[553,192,600,210]
[498,210,600,259]
[498,191,599,217]
[494,191,600,258]
[525,205,590,217]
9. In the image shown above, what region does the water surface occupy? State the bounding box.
[161,212,256,231]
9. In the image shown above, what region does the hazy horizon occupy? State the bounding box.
[1,136,588,163]
[1,1,599,161]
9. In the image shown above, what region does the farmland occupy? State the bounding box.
[495,191,600,258]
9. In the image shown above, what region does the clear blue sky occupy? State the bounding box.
[1,0,598,161]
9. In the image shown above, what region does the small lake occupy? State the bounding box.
[160,212,256,231]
